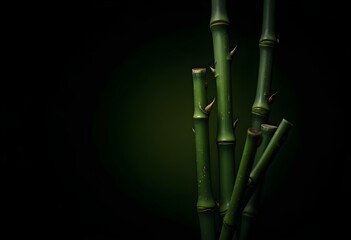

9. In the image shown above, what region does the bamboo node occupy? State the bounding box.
[210,20,230,28]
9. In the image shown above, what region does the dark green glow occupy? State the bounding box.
[93,27,298,237]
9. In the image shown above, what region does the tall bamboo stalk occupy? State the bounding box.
[239,124,277,240]
[251,0,278,129]
[219,128,261,240]
[192,68,217,240]
[238,1,278,238]
[210,0,237,217]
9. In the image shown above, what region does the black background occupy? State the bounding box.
[2,0,349,239]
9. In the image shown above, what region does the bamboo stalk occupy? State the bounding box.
[237,1,278,238]
[210,0,237,217]
[243,118,293,209]
[251,0,278,129]
[192,68,217,240]
[219,128,262,240]
[239,124,277,240]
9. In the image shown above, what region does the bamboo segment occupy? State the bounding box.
[239,1,278,238]
[251,0,278,129]
[210,0,236,217]
[192,68,217,240]
[239,124,277,240]
[249,119,293,186]
[219,129,262,240]
[240,118,292,219]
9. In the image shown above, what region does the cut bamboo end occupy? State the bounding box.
[248,128,261,137]
[192,68,207,74]
[261,124,278,132]
[249,118,293,184]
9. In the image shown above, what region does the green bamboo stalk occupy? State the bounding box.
[239,124,277,240]
[192,68,217,240]
[219,128,262,240]
[243,118,293,208]
[251,0,278,129]
[210,0,237,217]
[237,1,278,238]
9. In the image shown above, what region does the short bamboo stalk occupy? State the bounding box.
[239,124,277,240]
[210,0,237,217]
[219,129,262,240]
[243,119,293,207]
[192,68,217,240]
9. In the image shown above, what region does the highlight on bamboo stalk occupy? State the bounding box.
[192,68,217,240]
[210,0,237,218]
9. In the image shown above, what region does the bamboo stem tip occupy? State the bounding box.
[261,124,278,131]
[192,68,206,74]
[281,118,293,127]
[248,128,261,136]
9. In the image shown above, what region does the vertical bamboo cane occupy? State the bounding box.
[192,68,217,240]
[210,0,237,217]
[251,0,278,129]
[238,1,278,238]
[219,128,262,240]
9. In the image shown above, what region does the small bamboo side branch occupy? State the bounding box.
[192,68,217,240]
[219,129,262,240]
[210,0,237,217]
[239,124,277,240]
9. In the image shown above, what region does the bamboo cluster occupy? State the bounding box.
[191,0,293,239]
